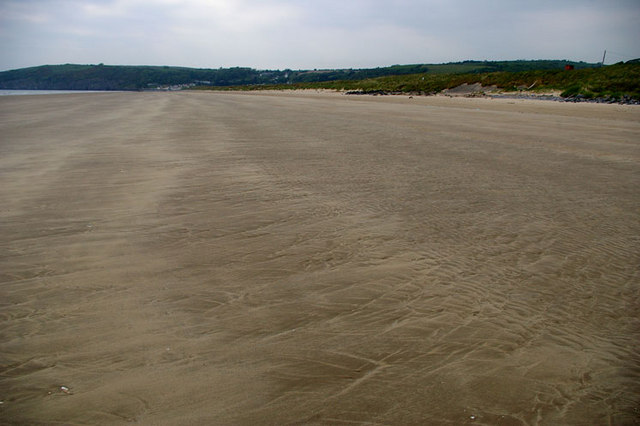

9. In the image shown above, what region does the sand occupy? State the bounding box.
[1,91,639,425]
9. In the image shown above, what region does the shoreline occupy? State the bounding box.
[345,88,640,105]
[4,85,639,106]
[190,86,640,105]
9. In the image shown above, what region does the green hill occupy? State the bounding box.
[2,60,636,100]
[204,62,640,101]
[0,64,262,90]
[0,60,599,91]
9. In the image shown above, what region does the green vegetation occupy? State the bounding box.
[197,62,640,101]
[1,60,638,100]
[0,60,598,90]
[0,64,263,90]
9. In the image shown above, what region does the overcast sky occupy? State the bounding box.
[1,0,639,71]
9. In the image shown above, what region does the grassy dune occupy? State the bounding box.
[195,62,640,100]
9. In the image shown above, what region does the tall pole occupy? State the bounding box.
[601,49,607,66]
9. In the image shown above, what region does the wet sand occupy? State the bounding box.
[1,91,639,425]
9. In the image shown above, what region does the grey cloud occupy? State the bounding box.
[1,0,639,71]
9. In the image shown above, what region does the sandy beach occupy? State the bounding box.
[1,91,639,425]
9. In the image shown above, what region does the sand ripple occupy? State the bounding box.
[1,92,639,424]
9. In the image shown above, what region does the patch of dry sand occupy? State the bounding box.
[1,91,639,425]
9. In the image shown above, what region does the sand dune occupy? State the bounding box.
[1,91,639,425]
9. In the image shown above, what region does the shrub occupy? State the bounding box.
[561,84,582,97]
